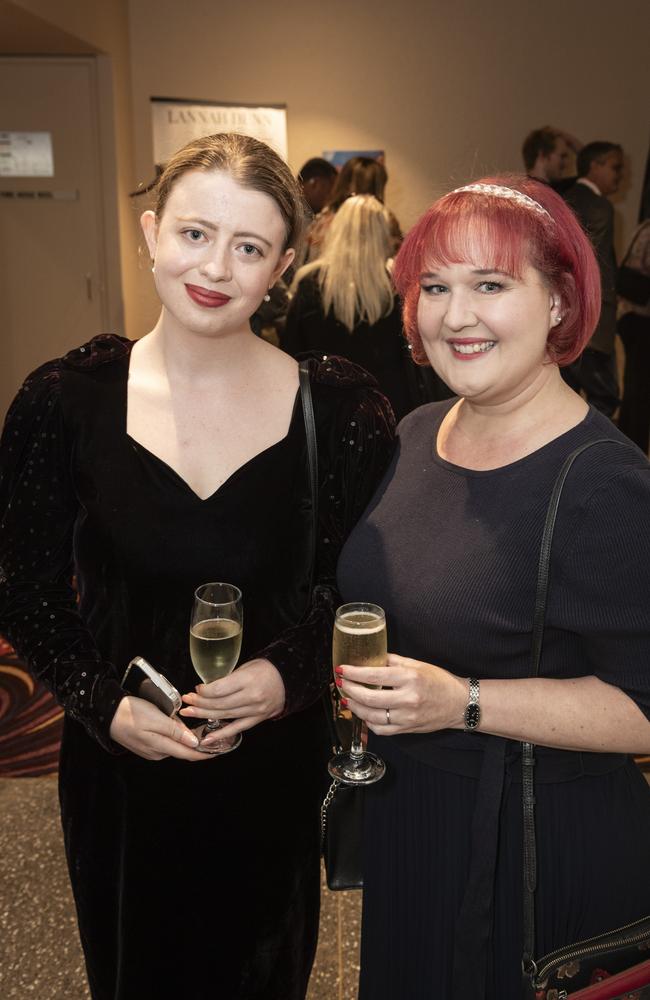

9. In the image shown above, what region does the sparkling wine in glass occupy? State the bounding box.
[328,602,387,785]
[189,582,243,755]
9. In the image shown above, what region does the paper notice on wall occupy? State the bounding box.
[0,132,54,177]
[151,99,288,166]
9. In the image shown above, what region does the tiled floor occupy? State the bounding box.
[308,873,361,1000]
[0,776,360,999]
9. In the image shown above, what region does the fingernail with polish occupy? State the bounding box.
[340,698,349,708]
[334,666,343,676]
[335,678,343,687]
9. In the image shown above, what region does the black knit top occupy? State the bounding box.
[338,399,650,760]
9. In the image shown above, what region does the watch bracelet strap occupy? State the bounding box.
[298,361,344,756]
[521,437,637,973]
[464,677,480,730]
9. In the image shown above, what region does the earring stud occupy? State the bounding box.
[263,293,271,303]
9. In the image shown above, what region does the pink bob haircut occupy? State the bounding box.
[392,174,601,367]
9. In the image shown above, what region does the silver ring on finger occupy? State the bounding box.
[385,707,391,725]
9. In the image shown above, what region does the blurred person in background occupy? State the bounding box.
[283,194,448,420]
[522,125,581,192]
[563,141,625,417]
[617,215,650,452]
[298,156,337,217]
[305,155,402,261]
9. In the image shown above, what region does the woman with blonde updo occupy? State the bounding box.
[0,133,394,1000]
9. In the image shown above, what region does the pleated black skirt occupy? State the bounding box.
[359,733,650,1000]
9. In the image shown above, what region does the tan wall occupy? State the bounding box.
[125,0,650,333]
[9,0,650,339]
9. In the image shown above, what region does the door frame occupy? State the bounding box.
[0,54,123,334]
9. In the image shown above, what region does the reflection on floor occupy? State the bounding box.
[0,775,360,1000]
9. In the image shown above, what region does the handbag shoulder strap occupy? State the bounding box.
[298,361,343,754]
[299,359,318,590]
[522,435,638,977]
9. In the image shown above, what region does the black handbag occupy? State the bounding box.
[616,227,650,306]
[522,439,650,999]
[298,360,364,893]
[320,703,364,891]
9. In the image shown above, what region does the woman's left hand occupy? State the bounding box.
[179,658,286,745]
[338,653,467,735]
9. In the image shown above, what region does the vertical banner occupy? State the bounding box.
[151,98,288,166]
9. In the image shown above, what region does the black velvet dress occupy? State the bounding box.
[0,335,394,1000]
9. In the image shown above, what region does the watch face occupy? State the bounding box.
[465,703,481,729]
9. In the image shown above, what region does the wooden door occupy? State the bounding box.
[0,56,109,417]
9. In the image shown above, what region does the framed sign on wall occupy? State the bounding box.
[151,97,288,167]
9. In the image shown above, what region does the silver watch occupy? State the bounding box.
[463,677,481,731]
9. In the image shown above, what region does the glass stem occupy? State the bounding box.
[350,713,364,758]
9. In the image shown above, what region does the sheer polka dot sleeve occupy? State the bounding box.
[0,362,127,752]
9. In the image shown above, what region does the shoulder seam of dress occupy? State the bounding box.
[302,352,380,390]
[60,334,132,371]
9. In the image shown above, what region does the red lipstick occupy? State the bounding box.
[185,284,231,308]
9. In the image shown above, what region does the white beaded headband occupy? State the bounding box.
[451,183,552,220]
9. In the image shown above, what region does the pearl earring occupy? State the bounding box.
[263,293,271,303]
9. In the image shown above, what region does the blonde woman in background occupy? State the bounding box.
[283,195,449,419]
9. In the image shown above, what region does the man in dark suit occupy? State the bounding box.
[563,141,624,417]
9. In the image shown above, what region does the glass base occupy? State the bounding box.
[328,750,385,786]
[195,723,242,755]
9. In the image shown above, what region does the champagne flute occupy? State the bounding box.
[328,602,387,785]
[189,582,243,755]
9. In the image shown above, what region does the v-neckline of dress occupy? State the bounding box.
[121,340,302,503]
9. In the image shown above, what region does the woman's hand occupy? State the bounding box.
[109,696,208,761]
[337,653,466,735]
[179,658,286,746]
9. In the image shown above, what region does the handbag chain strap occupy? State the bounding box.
[522,436,636,978]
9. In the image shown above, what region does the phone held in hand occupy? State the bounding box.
[121,656,182,717]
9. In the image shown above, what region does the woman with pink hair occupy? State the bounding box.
[336,177,650,999]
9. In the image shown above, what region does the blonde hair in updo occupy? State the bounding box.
[153,132,306,254]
